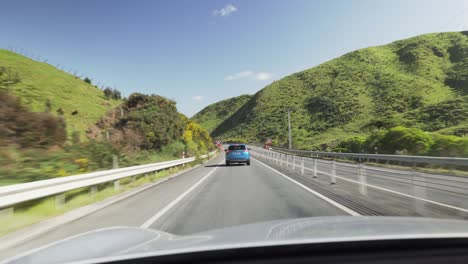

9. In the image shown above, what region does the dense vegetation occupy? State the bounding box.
[192,94,252,133]
[194,31,468,156]
[88,93,213,156]
[0,91,66,148]
[337,126,468,157]
[0,52,214,185]
[0,92,214,185]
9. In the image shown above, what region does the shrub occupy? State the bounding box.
[337,136,366,153]
[364,126,433,155]
[429,133,468,157]
[0,92,67,148]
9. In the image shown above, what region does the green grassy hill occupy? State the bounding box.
[201,31,468,149]
[192,94,252,133]
[0,49,121,139]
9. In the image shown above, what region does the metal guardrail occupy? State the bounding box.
[272,146,468,166]
[0,151,217,210]
[250,147,468,215]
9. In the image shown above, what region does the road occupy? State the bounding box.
[0,153,348,259]
[255,147,468,217]
[2,148,467,259]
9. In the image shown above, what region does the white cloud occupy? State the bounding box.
[213,4,238,17]
[224,70,274,81]
[192,95,204,102]
[254,72,273,81]
[224,70,253,80]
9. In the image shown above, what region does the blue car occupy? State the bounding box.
[225,144,250,166]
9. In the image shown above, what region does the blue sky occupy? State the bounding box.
[0,0,467,116]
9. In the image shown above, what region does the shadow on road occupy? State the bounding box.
[205,164,247,167]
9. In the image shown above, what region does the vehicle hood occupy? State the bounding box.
[5,216,468,264]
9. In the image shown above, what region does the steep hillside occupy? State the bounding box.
[210,31,468,149]
[192,94,252,133]
[0,49,121,139]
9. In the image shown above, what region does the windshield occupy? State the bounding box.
[228,145,246,151]
[0,0,468,262]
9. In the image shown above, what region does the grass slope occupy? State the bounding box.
[192,94,252,133]
[207,31,468,149]
[0,49,121,139]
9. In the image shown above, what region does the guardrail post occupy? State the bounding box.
[285,155,288,168]
[358,163,367,196]
[292,155,296,170]
[112,155,119,169]
[313,158,317,178]
[280,154,283,168]
[90,185,98,196]
[330,160,336,184]
[114,180,120,191]
[0,207,14,220]
[301,157,304,175]
[55,193,66,209]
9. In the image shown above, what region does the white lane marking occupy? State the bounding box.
[319,170,468,214]
[140,159,224,228]
[252,157,361,216]
[256,152,468,214]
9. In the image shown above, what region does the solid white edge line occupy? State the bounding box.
[0,158,218,252]
[251,157,361,216]
[140,159,224,228]
[257,151,468,214]
[320,170,468,214]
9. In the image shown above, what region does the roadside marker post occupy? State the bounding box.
[313,159,317,178]
[358,163,367,196]
[301,158,305,175]
[330,160,337,184]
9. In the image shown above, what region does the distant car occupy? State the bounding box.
[225,144,250,166]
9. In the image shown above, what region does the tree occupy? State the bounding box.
[84,77,92,84]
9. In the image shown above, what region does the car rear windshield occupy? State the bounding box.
[228,145,246,150]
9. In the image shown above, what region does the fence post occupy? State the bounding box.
[313,158,317,178]
[301,157,304,175]
[358,163,367,196]
[330,160,337,184]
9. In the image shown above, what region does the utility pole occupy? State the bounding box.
[288,109,292,149]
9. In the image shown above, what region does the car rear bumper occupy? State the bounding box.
[226,159,249,163]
